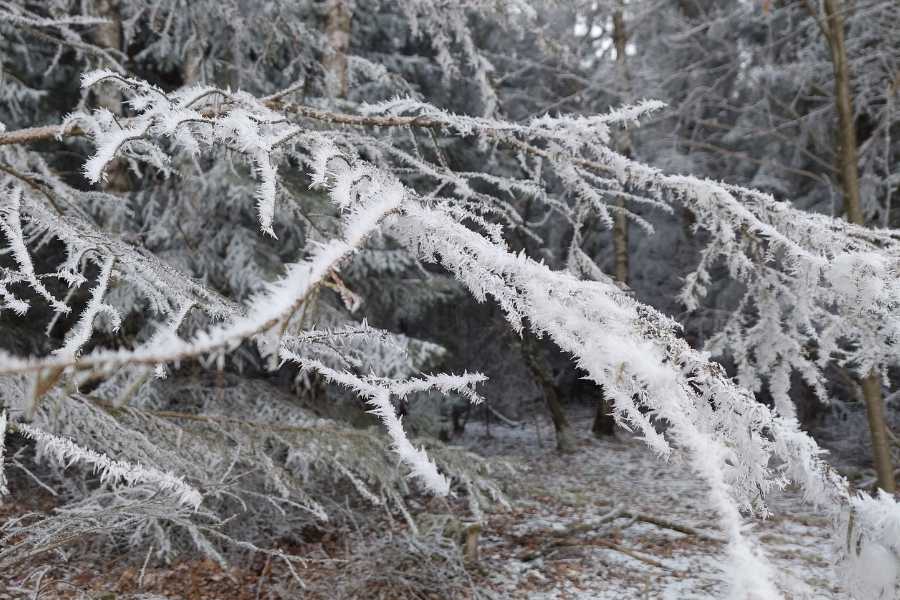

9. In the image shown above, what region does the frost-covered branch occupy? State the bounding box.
[280,354,485,496]
[54,256,119,359]
[389,198,899,597]
[0,189,399,374]
[1,46,898,595]
[13,422,202,508]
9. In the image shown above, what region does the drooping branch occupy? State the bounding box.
[0,196,400,375]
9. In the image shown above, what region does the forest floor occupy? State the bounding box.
[2,411,850,599]
[460,410,845,599]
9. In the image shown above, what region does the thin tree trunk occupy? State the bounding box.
[182,44,205,86]
[592,387,616,438]
[823,0,864,225]
[822,0,895,493]
[521,332,575,453]
[324,0,352,99]
[862,372,895,492]
[592,2,632,439]
[611,4,631,286]
[91,0,122,112]
[613,205,629,284]
[91,0,129,192]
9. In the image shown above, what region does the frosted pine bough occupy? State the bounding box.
[0,38,897,600]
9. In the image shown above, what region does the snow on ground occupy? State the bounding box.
[1,410,850,599]
[461,411,846,599]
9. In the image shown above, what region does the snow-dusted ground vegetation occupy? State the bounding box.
[1,1,898,598]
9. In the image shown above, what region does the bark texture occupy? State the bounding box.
[593,1,632,439]
[611,3,631,287]
[823,0,895,492]
[521,332,575,453]
[324,0,352,99]
[90,0,129,192]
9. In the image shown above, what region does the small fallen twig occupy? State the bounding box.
[620,511,725,543]
[517,534,675,572]
[515,506,622,542]
[485,405,522,427]
[511,505,724,569]
[590,538,673,571]
[520,507,724,544]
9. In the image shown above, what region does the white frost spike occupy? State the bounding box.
[252,147,279,237]
[369,387,450,496]
[280,355,487,496]
[847,491,900,597]
[0,169,401,376]
[214,109,299,237]
[390,372,487,404]
[75,76,302,236]
[848,542,898,599]
[17,423,202,508]
[145,302,193,379]
[55,256,120,358]
[309,138,344,188]
[826,252,889,306]
[80,110,150,185]
[0,190,70,314]
[80,69,120,89]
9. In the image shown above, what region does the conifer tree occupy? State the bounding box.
[1,1,899,597]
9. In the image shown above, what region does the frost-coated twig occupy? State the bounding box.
[14,423,202,508]
[0,190,70,315]
[54,256,118,359]
[620,511,725,544]
[281,355,485,496]
[0,184,401,374]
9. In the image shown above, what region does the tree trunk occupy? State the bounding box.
[91,0,129,192]
[822,0,895,493]
[862,372,895,492]
[592,386,616,438]
[613,205,629,285]
[182,45,205,86]
[592,2,632,439]
[611,3,631,287]
[521,332,575,453]
[91,0,122,112]
[324,0,352,99]
[823,0,864,225]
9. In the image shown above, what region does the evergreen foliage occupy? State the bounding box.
[1,0,898,596]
